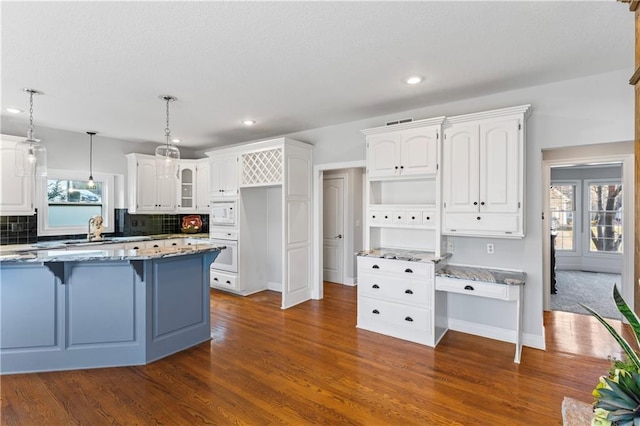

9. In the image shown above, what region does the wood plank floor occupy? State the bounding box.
[1,282,631,425]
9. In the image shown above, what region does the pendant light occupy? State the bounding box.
[155,95,180,179]
[15,88,47,177]
[87,131,96,188]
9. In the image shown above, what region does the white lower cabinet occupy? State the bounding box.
[210,270,239,291]
[357,256,442,346]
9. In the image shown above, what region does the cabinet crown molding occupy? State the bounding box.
[445,104,532,125]
[361,116,446,135]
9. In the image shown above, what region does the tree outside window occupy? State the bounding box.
[588,182,622,253]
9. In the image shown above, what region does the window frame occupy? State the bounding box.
[549,179,580,253]
[37,169,115,237]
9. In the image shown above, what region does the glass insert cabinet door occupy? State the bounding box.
[181,168,194,208]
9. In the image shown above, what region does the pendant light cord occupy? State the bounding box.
[89,133,93,177]
[27,90,34,140]
[165,97,171,146]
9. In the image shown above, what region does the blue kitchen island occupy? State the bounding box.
[0,243,222,374]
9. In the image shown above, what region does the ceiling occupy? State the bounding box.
[1,1,634,150]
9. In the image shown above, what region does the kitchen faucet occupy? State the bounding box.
[87,215,104,241]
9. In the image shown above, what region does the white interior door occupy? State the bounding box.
[323,177,344,283]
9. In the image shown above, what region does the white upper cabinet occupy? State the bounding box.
[126,153,176,214]
[195,159,210,212]
[365,121,441,179]
[442,105,531,238]
[210,153,238,197]
[0,137,34,215]
[177,160,196,212]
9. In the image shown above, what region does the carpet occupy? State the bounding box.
[551,270,622,320]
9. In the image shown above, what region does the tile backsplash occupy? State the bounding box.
[0,215,38,245]
[0,209,209,245]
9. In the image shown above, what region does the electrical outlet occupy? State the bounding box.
[487,243,494,254]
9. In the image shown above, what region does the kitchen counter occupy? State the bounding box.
[1,241,221,374]
[0,241,224,263]
[356,247,451,264]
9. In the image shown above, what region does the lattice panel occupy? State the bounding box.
[241,148,283,186]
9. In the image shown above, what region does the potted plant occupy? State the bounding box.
[581,285,640,425]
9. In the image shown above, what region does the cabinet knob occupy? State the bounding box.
[477,216,481,220]
[400,165,404,169]
[426,216,430,220]
[404,268,413,273]
[372,284,380,289]
[384,215,388,219]
[397,216,401,219]
[404,289,413,294]
[372,215,376,219]
[372,309,380,314]
[404,316,413,322]
[473,201,478,206]
[480,201,485,206]
[394,166,398,170]
[411,216,416,220]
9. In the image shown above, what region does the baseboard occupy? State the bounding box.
[267,281,282,292]
[342,276,357,286]
[448,319,545,350]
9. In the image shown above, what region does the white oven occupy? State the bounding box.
[210,229,237,273]
[210,201,236,226]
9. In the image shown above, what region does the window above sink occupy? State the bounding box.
[37,169,115,237]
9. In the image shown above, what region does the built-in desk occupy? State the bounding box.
[435,265,526,363]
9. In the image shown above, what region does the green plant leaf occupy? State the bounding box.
[604,378,640,407]
[613,284,640,350]
[580,303,640,371]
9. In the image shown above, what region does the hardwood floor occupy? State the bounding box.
[1,282,631,425]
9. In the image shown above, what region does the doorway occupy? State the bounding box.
[312,161,366,300]
[542,144,634,321]
[549,164,623,320]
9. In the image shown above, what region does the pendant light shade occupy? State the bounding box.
[15,88,47,177]
[155,95,180,179]
[87,131,96,188]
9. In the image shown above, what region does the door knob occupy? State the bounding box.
[335,234,343,239]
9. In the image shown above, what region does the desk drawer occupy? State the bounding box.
[435,277,516,300]
[358,257,432,277]
[359,273,431,306]
[359,297,432,332]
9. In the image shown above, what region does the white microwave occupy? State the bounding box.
[210,201,236,226]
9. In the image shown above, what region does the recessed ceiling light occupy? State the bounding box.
[171,138,181,144]
[5,107,23,114]
[405,75,424,85]
[242,120,256,126]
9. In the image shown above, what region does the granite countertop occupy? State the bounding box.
[436,264,526,286]
[356,248,451,264]
[0,241,224,263]
[0,233,210,253]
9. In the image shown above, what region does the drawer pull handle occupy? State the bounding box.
[226,280,231,284]
[426,216,430,220]
[213,277,219,281]
[477,216,481,220]
[397,216,402,219]
[404,289,413,294]
[464,285,475,291]
[405,316,414,322]
[372,284,380,289]
[372,265,380,269]
[411,216,416,220]
[404,268,413,273]
[372,309,380,314]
